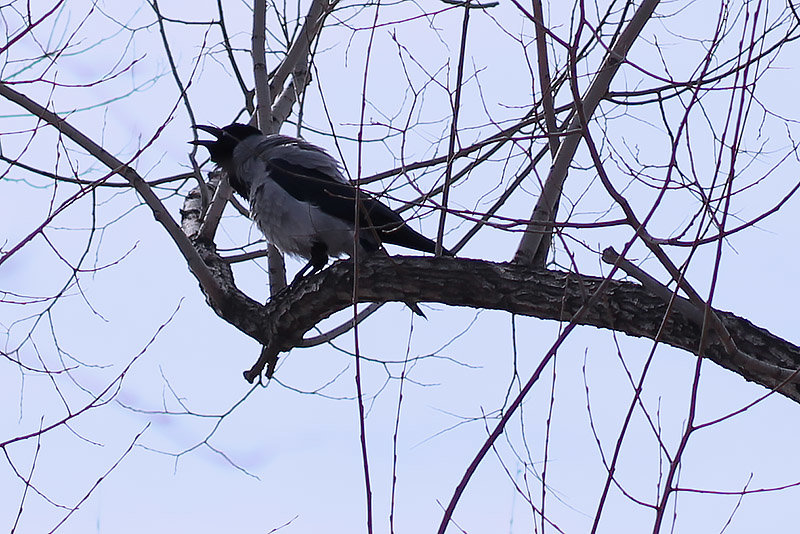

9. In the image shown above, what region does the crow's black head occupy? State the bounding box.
[191,123,263,199]
[190,123,262,165]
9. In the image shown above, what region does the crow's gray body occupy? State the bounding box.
[192,123,451,278]
[234,134,363,262]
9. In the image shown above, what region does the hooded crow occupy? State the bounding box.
[192,123,452,281]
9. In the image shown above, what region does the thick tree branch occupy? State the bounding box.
[252,0,273,131]
[251,0,287,293]
[514,0,660,264]
[250,0,333,293]
[528,0,560,269]
[180,219,800,401]
[268,0,330,105]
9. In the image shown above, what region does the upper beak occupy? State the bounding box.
[194,124,224,138]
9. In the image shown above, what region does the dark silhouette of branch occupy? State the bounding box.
[179,207,800,401]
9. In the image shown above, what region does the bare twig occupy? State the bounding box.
[216,0,255,113]
[435,2,471,255]
[601,247,703,323]
[298,302,383,347]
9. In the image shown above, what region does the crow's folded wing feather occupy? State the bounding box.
[265,157,442,254]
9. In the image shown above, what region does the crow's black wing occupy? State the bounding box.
[267,157,442,254]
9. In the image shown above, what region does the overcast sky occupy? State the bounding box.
[2,1,800,533]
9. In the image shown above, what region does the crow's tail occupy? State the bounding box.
[379,223,454,256]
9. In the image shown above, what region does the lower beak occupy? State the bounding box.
[189,139,216,147]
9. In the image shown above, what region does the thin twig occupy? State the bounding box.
[353,0,381,531]
[601,247,703,323]
[216,0,255,113]
[435,2,471,255]
[298,303,383,347]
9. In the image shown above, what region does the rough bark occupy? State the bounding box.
[179,178,800,398]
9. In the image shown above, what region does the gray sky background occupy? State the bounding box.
[2,1,800,532]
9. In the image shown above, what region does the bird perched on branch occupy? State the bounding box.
[191,123,452,282]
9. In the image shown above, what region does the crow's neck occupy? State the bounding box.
[219,161,249,200]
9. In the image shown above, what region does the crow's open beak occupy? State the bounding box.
[190,125,225,148]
